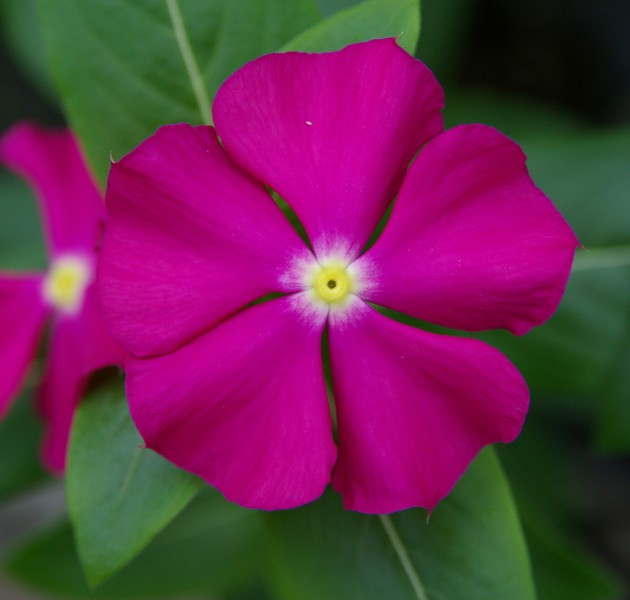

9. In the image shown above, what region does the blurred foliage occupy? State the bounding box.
[0,0,55,101]
[0,390,47,502]
[7,489,265,599]
[0,171,46,271]
[501,419,623,600]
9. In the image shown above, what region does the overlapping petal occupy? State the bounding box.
[38,286,124,473]
[98,124,313,357]
[214,38,444,261]
[126,295,335,510]
[328,299,528,513]
[0,123,104,257]
[0,274,48,417]
[38,317,85,473]
[73,285,126,374]
[356,125,579,334]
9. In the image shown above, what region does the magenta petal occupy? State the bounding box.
[328,300,528,513]
[0,122,104,257]
[39,286,124,473]
[126,295,336,510]
[357,125,579,334]
[70,285,126,374]
[214,38,444,260]
[0,274,48,417]
[38,320,83,473]
[99,124,312,357]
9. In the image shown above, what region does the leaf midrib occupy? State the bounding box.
[164,0,213,124]
[378,514,428,600]
[572,244,630,272]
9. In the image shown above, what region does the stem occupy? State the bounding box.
[378,514,428,600]
[165,0,213,125]
[572,245,630,272]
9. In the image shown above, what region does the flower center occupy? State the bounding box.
[312,264,352,304]
[43,255,92,314]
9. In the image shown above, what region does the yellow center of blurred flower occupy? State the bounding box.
[43,256,91,314]
[312,264,352,304]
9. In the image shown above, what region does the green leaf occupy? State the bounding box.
[0,0,57,101]
[37,0,321,184]
[315,0,361,17]
[0,171,48,501]
[281,0,420,55]
[266,448,536,600]
[66,374,202,586]
[6,490,265,598]
[0,390,47,501]
[499,423,623,600]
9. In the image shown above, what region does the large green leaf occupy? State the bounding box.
[282,0,420,55]
[315,0,360,17]
[6,489,264,598]
[37,0,321,184]
[266,448,536,600]
[66,374,202,586]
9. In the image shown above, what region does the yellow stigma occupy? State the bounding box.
[312,264,352,304]
[43,256,91,314]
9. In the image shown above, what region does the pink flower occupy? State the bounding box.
[98,39,578,513]
[0,123,124,473]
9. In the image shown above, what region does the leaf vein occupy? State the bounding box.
[164,0,213,124]
[378,514,428,600]
[572,244,630,272]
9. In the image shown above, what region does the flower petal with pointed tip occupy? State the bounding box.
[328,299,528,513]
[214,38,444,261]
[0,123,104,257]
[99,124,313,358]
[38,285,124,473]
[126,295,335,510]
[356,125,579,334]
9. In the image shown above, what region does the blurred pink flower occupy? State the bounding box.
[98,39,578,513]
[0,123,124,473]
